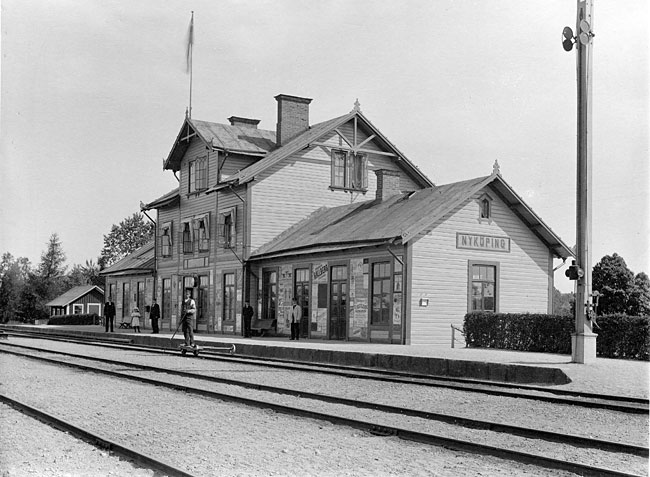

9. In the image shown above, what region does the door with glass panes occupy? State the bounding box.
[329,265,347,340]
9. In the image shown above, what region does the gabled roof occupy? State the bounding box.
[99,241,155,276]
[250,173,573,260]
[164,118,276,171]
[207,110,433,193]
[46,285,104,307]
[141,188,180,211]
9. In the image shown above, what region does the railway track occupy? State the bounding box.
[0,393,195,477]
[1,340,647,476]
[4,329,648,414]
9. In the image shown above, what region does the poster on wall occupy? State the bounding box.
[312,262,328,283]
[278,265,293,331]
[393,293,402,325]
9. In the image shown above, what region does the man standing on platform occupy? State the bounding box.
[242,300,254,338]
[150,298,160,334]
[290,298,301,340]
[104,297,115,333]
[181,290,196,347]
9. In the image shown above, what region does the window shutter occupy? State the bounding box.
[230,207,237,242]
[360,154,368,189]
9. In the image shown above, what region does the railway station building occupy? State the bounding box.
[112,94,573,345]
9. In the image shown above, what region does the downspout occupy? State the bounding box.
[230,183,248,337]
[141,209,157,300]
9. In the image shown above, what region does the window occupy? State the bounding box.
[182,221,193,254]
[188,156,207,193]
[331,150,367,191]
[73,304,84,314]
[198,275,209,324]
[262,269,277,322]
[294,268,310,335]
[137,281,145,313]
[194,214,210,251]
[478,194,493,221]
[223,273,235,322]
[470,263,498,312]
[371,262,391,325]
[219,208,236,249]
[108,283,116,303]
[161,222,173,257]
[122,282,130,318]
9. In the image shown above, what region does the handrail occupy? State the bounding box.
[450,324,465,348]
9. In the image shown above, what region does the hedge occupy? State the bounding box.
[47,314,101,326]
[463,312,649,361]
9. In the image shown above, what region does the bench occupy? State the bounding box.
[119,318,132,329]
[250,318,276,337]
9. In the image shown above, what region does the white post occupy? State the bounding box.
[571,0,597,363]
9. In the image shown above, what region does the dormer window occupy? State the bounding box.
[188,156,207,193]
[477,194,493,222]
[331,150,367,192]
[481,198,491,219]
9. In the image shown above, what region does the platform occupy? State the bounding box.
[2,324,648,398]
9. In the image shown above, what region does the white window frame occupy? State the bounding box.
[189,156,208,193]
[193,213,210,252]
[161,221,173,257]
[331,149,368,192]
[182,219,194,254]
[219,208,237,249]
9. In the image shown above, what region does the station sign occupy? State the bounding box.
[456,233,511,253]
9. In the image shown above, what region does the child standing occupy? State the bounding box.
[131,307,141,333]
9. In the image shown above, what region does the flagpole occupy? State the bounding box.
[188,11,194,119]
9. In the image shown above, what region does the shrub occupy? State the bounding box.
[463,312,649,361]
[47,314,101,326]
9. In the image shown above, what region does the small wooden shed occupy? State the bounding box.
[46,285,105,317]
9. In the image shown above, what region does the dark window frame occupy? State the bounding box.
[222,272,236,323]
[370,259,392,326]
[468,261,500,313]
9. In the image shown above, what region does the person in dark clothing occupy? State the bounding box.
[290,298,301,340]
[104,298,116,332]
[150,299,160,334]
[242,301,254,338]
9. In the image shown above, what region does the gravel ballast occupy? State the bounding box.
[0,352,590,477]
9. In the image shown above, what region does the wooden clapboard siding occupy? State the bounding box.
[156,207,179,274]
[409,188,551,346]
[250,122,422,251]
[220,154,256,179]
[215,189,243,268]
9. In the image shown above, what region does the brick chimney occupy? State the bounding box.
[375,169,402,201]
[275,94,312,146]
[228,116,260,129]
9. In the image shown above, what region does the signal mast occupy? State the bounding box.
[562,0,597,363]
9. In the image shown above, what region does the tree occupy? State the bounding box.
[19,234,68,321]
[0,253,32,322]
[66,260,103,288]
[628,272,650,316]
[552,288,574,316]
[98,213,154,269]
[592,253,635,315]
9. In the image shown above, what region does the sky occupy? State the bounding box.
[1,0,648,293]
